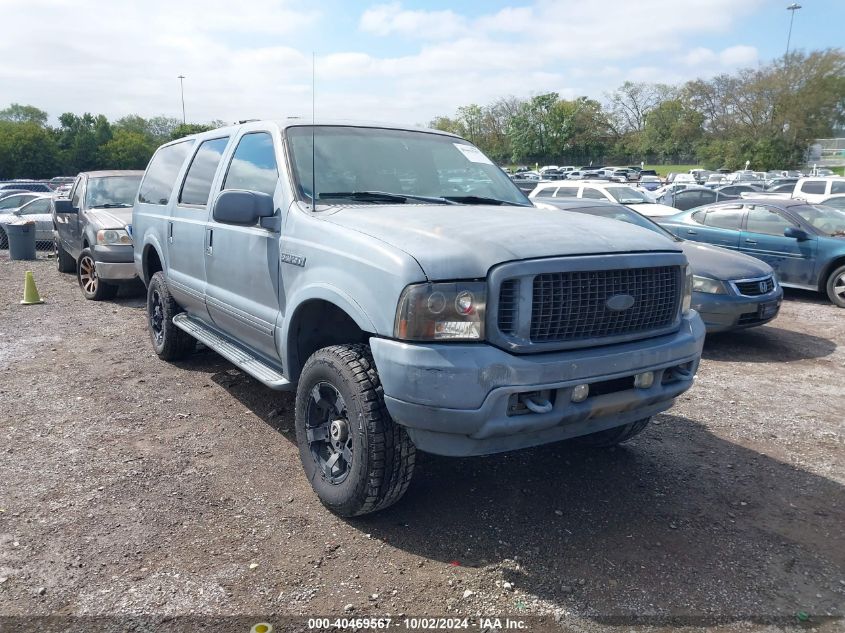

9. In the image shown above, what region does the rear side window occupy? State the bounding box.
[223,132,279,196]
[582,187,605,199]
[180,137,230,206]
[534,187,557,198]
[800,180,826,195]
[830,181,845,194]
[20,198,51,214]
[704,208,743,230]
[555,187,579,197]
[138,140,193,205]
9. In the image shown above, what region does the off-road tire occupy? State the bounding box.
[825,264,845,308]
[146,271,195,361]
[77,248,118,300]
[295,344,416,517]
[55,238,75,273]
[575,417,652,448]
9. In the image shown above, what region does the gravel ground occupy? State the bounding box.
[0,254,843,632]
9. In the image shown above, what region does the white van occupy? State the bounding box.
[792,177,845,203]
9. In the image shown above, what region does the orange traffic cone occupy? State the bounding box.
[21,271,44,305]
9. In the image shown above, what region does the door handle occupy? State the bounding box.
[744,239,757,245]
[168,221,173,244]
[205,228,213,256]
[686,229,697,235]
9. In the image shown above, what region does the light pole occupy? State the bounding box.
[785,3,801,57]
[177,75,186,124]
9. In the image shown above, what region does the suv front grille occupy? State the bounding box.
[529,267,680,343]
[734,276,775,296]
[497,279,519,335]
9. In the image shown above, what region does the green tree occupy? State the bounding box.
[0,121,60,178]
[170,122,218,140]
[0,103,48,126]
[98,130,155,169]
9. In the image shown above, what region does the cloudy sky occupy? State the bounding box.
[2,0,843,126]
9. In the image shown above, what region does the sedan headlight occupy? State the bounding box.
[692,275,728,295]
[682,266,693,314]
[395,282,486,341]
[96,229,132,245]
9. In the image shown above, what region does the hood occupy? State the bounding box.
[86,207,132,229]
[321,204,681,279]
[628,202,683,217]
[681,241,772,281]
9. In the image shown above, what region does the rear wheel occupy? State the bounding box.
[77,248,118,300]
[825,264,845,308]
[295,344,415,517]
[146,271,195,360]
[575,417,652,448]
[55,238,75,273]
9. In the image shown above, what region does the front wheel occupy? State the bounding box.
[77,248,118,300]
[575,417,652,448]
[825,264,845,308]
[295,344,415,517]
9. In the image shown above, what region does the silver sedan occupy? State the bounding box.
[0,195,54,247]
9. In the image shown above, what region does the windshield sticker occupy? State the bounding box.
[453,143,493,165]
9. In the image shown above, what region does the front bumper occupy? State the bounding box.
[694,286,783,333]
[370,313,705,456]
[92,244,138,281]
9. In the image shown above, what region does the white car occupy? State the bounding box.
[792,176,845,204]
[529,180,680,217]
[0,195,54,248]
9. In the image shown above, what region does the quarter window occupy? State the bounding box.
[582,187,605,199]
[223,132,279,196]
[555,187,580,197]
[138,140,193,205]
[799,180,826,195]
[830,181,845,195]
[180,137,230,206]
[534,188,557,197]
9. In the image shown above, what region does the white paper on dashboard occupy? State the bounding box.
[453,143,493,165]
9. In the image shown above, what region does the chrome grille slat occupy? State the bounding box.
[733,276,775,296]
[497,279,519,335]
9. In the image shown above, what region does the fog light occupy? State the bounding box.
[634,371,655,389]
[571,383,589,403]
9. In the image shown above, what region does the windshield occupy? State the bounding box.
[604,186,651,204]
[85,175,142,208]
[286,126,531,207]
[791,204,845,236]
[567,204,680,241]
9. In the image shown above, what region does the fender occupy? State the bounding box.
[279,282,378,379]
[139,234,167,284]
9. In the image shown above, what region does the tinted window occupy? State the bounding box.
[704,208,743,230]
[138,140,193,205]
[223,133,279,196]
[180,137,229,206]
[745,207,794,236]
[800,180,826,195]
[582,187,605,200]
[830,181,845,194]
[555,187,580,198]
[691,209,707,223]
[822,197,845,211]
[70,181,82,208]
[0,194,34,209]
[534,188,557,198]
[20,198,50,214]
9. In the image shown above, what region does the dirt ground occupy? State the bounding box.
[0,253,843,632]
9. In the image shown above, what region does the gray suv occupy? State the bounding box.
[133,121,705,516]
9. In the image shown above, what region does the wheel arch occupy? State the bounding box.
[282,287,377,383]
[818,255,845,293]
[141,239,166,287]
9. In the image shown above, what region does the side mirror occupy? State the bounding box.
[212,190,275,225]
[53,198,77,214]
[784,227,810,241]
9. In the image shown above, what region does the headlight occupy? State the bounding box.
[96,229,132,245]
[692,275,728,295]
[394,281,486,341]
[682,266,693,315]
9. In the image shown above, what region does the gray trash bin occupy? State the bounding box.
[6,220,37,260]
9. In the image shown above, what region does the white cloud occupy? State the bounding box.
[360,3,466,39]
[0,0,769,127]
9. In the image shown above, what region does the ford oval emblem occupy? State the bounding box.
[606,293,635,311]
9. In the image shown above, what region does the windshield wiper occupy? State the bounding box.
[318,191,457,205]
[91,203,131,208]
[443,195,528,206]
